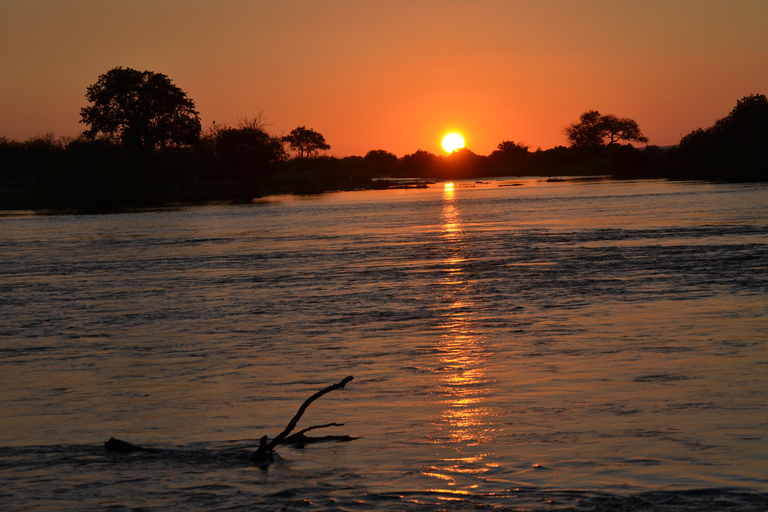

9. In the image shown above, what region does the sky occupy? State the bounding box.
[1,0,767,157]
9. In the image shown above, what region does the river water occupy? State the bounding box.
[1,178,767,511]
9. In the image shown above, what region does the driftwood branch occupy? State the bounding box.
[249,375,354,466]
[283,422,356,446]
[104,376,355,468]
[268,376,353,449]
[287,422,345,438]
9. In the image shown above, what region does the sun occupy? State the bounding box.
[442,133,465,153]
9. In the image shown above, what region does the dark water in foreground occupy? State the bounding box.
[1,178,767,511]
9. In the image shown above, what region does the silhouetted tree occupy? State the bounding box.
[80,67,201,150]
[676,93,768,181]
[564,110,648,148]
[211,116,286,184]
[401,150,438,176]
[710,93,768,147]
[364,149,397,165]
[600,115,649,145]
[443,148,488,179]
[495,140,530,155]
[489,140,529,171]
[364,149,399,174]
[282,126,330,158]
[564,110,604,148]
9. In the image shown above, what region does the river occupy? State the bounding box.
[1,178,767,510]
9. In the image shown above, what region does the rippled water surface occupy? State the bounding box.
[1,178,767,510]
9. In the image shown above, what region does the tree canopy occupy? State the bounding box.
[677,93,768,180]
[209,116,286,182]
[80,67,201,150]
[489,140,529,168]
[564,110,648,148]
[364,149,399,173]
[282,126,330,158]
[712,93,768,142]
[364,149,398,165]
[401,149,439,177]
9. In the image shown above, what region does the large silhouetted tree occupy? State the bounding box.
[564,110,648,148]
[599,115,649,145]
[676,93,768,180]
[564,110,604,148]
[80,67,201,150]
[712,93,768,142]
[282,126,330,158]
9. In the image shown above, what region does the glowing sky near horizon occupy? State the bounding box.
[1,0,766,157]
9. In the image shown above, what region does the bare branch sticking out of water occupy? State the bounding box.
[283,422,350,445]
[250,375,354,467]
[104,376,355,468]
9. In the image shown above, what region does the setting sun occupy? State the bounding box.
[442,133,465,153]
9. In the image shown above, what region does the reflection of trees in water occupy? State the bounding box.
[433,184,494,446]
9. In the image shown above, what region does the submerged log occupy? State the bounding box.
[105,437,144,453]
[104,375,355,468]
[104,437,162,454]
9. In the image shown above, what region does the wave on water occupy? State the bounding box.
[1,442,767,511]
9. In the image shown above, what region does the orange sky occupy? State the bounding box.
[1,0,766,157]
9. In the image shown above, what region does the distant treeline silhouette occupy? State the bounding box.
[1,66,766,211]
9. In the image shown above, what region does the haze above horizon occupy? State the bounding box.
[1,0,766,156]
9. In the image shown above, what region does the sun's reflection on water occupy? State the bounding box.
[424,183,498,487]
[422,183,493,488]
[441,183,461,243]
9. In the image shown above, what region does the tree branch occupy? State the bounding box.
[268,376,353,450]
[249,376,354,465]
[282,423,354,445]
[105,377,356,468]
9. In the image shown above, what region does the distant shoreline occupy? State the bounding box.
[0,175,734,216]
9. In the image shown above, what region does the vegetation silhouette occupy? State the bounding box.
[364,149,399,175]
[1,68,766,212]
[282,126,330,159]
[81,67,201,150]
[488,141,530,175]
[202,115,286,199]
[672,93,768,181]
[564,110,648,148]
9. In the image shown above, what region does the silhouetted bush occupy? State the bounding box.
[208,124,285,197]
[607,145,648,179]
[45,138,142,209]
